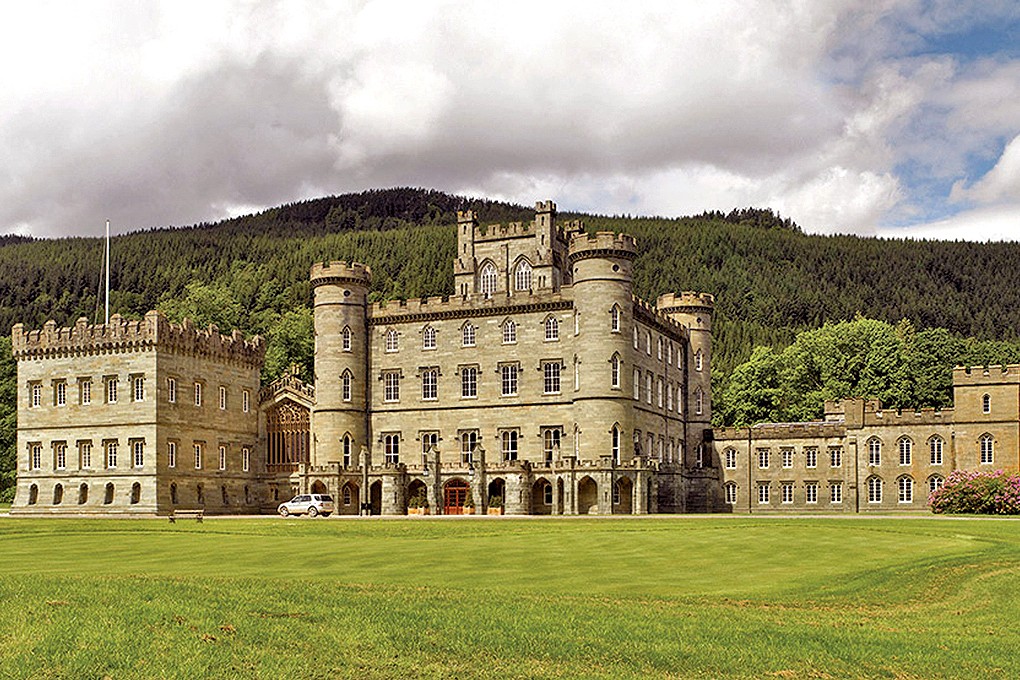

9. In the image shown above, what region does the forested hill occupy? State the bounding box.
[3,187,1020,382]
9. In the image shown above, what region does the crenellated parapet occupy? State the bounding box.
[713,421,848,441]
[656,292,715,315]
[12,310,264,367]
[631,295,687,335]
[309,261,372,288]
[953,364,1020,385]
[567,231,637,262]
[369,290,573,325]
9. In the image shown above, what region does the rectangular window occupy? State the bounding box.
[105,441,118,468]
[167,377,177,403]
[757,448,770,469]
[543,362,562,394]
[242,447,250,472]
[80,378,92,405]
[829,447,842,468]
[30,443,42,470]
[54,442,67,470]
[384,371,400,402]
[133,376,144,402]
[242,389,250,413]
[219,445,227,470]
[781,449,793,468]
[633,368,640,400]
[501,430,519,462]
[384,434,400,465]
[781,483,794,504]
[194,382,202,406]
[805,482,818,504]
[725,483,737,505]
[55,381,67,407]
[106,377,118,404]
[422,368,438,400]
[666,382,673,411]
[542,428,561,465]
[460,431,477,463]
[645,371,652,404]
[30,382,41,408]
[805,447,817,468]
[133,440,144,468]
[461,366,478,398]
[500,364,518,396]
[421,432,438,465]
[657,378,664,408]
[219,386,227,410]
[168,441,177,468]
[194,443,203,469]
[757,484,770,504]
[830,482,843,504]
[725,449,736,469]
[79,441,92,469]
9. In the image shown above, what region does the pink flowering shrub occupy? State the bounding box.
[929,469,1020,514]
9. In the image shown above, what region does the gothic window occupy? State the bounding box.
[385,329,399,353]
[645,331,651,355]
[242,447,250,472]
[462,323,476,347]
[867,476,882,503]
[479,261,497,297]
[724,448,736,469]
[632,368,640,400]
[980,434,994,464]
[422,326,437,350]
[645,372,652,404]
[611,425,621,464]
[219,386,227,410]
[194,381,202,407]
[610,354,621,389]
[461,431,478,463]
[342,326,352,352]
[694,349,703,372]
[898,476,913,503]
[657,337,663,360]
[725,482,737,505]
[633,326,639,349]
[982,393,991,413]
[384,434,400,465]
[422,368,438,400]
[341,370,352,402]
[867,438,881,466]
[503,319,517,344]
[514,260,532,291]
[898,437,912,465]
[929,436,944,465]
[501,430,519,461]
[611,305,621,333]
[543,428,562,465]
[544,316,559,341]
[342,434,353,467]
[928,475,945,494]
[694,387,704,415]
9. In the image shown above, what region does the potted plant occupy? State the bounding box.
[487,495,503,515]
[420,496,431,515]
[407,494,421,515]
[463,491,476,515]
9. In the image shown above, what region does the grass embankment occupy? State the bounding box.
[0,516,1016,679]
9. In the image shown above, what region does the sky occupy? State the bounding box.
[0,1,1018,241]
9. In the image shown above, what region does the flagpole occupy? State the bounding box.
[105,219,110,325]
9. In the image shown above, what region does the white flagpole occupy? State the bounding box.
[105,219,110,324]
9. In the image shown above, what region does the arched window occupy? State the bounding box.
[980,434,994,464]
[28,484,38,505]
[611,305,621,333]
[342,434,353,467]
[479,262,497,297]
[385,329,399,352]
[502,320,517,344]
[982,393,991,414]
[422,326,436,350]
[544,316,559,341]
[610,354,621,389]
[384,434,400,465]
[632,326,639,349]
[514,260,532,291]
[611,425,621,464]
[897,476,913,503]
[867,477,882,503]
[78,483,88,505]
[867,438,881,466]
[645,331,651,355]
[897,437,912,465]
[341,326,352,352]
[928,475,945,494]
[724,448,737,469]
[724,482,737,505]
[657,337,663,360]
[462,322,475,347]
[694,349,703,372]
[342,484,352,505]
[929,436,944,465]
[104,482,115,505]
[341,371,352,402]
[53,483,63,505]
[694,388,704,416]
[131,482,141,505]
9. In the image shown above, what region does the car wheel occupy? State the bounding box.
[279,507,289,517]
[322,513,331,518]
[308,506,319,518]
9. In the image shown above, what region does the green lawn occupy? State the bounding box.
[0,516,1017,679]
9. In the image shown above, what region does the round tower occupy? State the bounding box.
[567,231,638,465]
[656,292,714,464]
[310,261,372,466]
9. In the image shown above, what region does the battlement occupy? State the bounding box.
[863,405,953,426]
[656,292,715,313]
[535,200,555,213]
[457,210,477,224]
[631,296,687,335]
[567,231,638,261]
[713,421,847,441]
[953,364,1020,385]
[11,310,265,367]
[368,290,572,322]
[475,220,536,241]
[309,261,372,287]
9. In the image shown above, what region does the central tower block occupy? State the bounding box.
[310,261,371,466]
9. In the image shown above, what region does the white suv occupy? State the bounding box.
[278,494,334,518]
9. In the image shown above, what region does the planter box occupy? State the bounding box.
[487,508,503,515]
[463,507,476,515]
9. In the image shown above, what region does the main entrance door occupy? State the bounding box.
[443,479,469,515]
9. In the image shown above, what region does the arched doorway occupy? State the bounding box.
[407,479,428,513]
[130,483,141,505]
[443,479,470,515]
[487,478,506,513]
[531,479,552,515]
[369,481,382,515]
[311,480,328,495]
[613,477,633,514]
[28,484,38,505]
[78,483,88,505]
[577,476,598,514]
[340,482,360,515]
[103,483,114,505]
[53,483,63,505]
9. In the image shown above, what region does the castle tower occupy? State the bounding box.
[567,231,638,465]
[657,292,714,465]
[453,210,477,297]
[310,261,372,466]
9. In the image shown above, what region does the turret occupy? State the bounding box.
[310,261,372,466]
[567,231,638,463]
[453,210,477,297]
[657,292,714,465]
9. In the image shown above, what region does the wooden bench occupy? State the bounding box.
[168,509,204,523]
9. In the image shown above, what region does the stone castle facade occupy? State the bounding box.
[9,201,1018,515]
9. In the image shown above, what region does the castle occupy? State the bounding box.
[9,202,1017,515]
